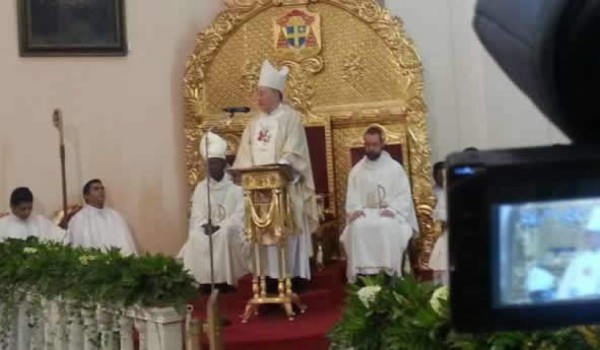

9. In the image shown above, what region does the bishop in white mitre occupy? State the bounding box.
[340,126,419,282]
[65,179,138,255]
[178,132,250,286]
[0,187,64,242]
[556,207,600,300]
[233,60,319,280]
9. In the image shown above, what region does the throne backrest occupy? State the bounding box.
[184,0,436,267]
[332,120,411,219]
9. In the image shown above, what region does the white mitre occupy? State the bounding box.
[587,207,600,231]
[200,132,227,160]
[258,60,289,93]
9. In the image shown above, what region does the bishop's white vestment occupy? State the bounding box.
[233,103,319,279]
[556,251,600,300]
[556,207,600,300]
[340,151,419,282]
[178,174,250,285]
[0,213,64,242]
[65,205,138,255]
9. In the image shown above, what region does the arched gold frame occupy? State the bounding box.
[183,0,436,267]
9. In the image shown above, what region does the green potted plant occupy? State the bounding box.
[329,273,600,350]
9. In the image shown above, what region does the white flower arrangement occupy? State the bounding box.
[78,254,99,266]
[357,285,382,308]
[23,247,38,254]
[430,286,449,316]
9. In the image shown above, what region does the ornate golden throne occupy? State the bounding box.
[183,0,436,270]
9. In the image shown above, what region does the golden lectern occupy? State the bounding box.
[233,164,306,322]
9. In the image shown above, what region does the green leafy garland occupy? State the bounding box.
[0,237,199,346]
[0,237,198,309]
[329,274,600,350]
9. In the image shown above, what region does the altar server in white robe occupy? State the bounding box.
[178,132,250,286]
[429,184,449,286]
[233,60,319,281]
[557,207,600,300]
[340,126,419,282]
[0,187,64,242]
[65,179,138,255]
[432,161,445,204]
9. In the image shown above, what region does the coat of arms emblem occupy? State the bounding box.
[273,8,322,60]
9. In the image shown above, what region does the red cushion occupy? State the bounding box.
[305,126,329,197]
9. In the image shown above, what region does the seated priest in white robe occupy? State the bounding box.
[233,60,319,282]
[178,132,250,286]
[557,207,600,300]
[65,179,138,255]
[340,126,419,282]
[0,187,64,242]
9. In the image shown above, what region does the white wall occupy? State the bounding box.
[385,0,568,161]
[0,0,225,254]
[0,0,569,253]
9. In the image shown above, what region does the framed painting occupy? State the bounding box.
[18,0,127,57]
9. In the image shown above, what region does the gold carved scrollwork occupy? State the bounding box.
[184,0,435,268]
[406,96,435,266]
[241,60,261,93]
[242,172,285,190]
[341,53,365,85]
[279,57,324,113]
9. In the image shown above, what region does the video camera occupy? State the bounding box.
[448,0,600,333]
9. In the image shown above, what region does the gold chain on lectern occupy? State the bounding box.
[248,195,277,229]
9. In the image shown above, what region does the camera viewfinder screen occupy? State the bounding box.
[497,198,600,307]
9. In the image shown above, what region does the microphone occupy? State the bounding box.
[223,106,250,114]
[52,108,63,131]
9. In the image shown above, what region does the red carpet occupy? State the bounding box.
[191,262,347,350]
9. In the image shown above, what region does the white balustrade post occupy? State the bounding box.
[66,303,84,350]
[82,307,99,350]
[132,310,148,350]
[96,306,113,350]
[144,307,184,350]
[42,298,62,350]
[41,299,52,350]
[0,300,16,350]
[7,302,17,350]
[28,298,44,350]
[51,298,68,350]
[119,312,134,350]
[16,301,30,350]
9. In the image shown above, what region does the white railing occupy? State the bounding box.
[0,298,188,350]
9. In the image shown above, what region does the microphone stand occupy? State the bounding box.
[204,127,216,292]
[206,111,236,287]
[202,113,235,329]
[204,110,235,288]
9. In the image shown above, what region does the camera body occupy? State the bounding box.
[449,0,600,332]
[448,145,600,332]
